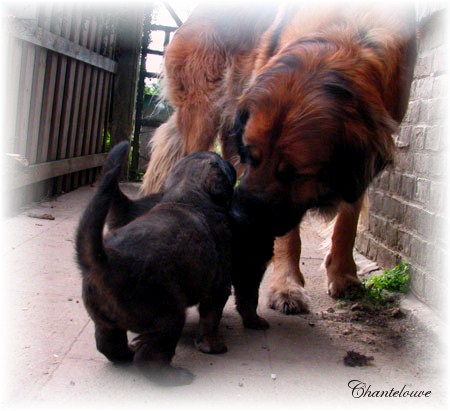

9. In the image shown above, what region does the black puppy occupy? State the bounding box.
[76,141,236,385]
[105,153,275,331]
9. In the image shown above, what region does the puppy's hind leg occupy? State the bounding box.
[132,313,193,386]
[94,324,134,363]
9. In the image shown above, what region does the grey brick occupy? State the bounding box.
[411,126,426,150]
[403,100,421,124]
[404,205,433,237]
[400,174,416,200]
[409,265,426,299]
[394,125,411,148]
[429,181,445,212]
[395,151,414,173]
[424,125,442,151]
[412,77,434,100]
[414,54,434,78]
[397,230,412,255]
[423,276,444,311]
[433,213,448,244]
[431,73,448,98]
[355,232,370,255]
[377,170,390,191]
[432,48,447,75]
[415,178,430,204]
[389,171,401,193]
[429,153,444,177]
[413,152,430,175]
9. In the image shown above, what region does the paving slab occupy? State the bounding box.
[1,183,447,410]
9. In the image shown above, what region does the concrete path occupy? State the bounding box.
[1,183,447,410]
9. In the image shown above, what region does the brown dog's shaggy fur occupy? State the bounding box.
[142,2,417,316]
[76,142,236,385]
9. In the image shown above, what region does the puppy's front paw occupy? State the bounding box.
[195,336,227,354]
[147,365,195,387]
[268,285,310,314]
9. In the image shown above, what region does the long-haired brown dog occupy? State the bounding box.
[76,141,236,385]
[142,2,417,317]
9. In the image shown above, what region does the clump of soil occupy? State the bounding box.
[344,350,374,367]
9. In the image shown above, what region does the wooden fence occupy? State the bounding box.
[4,4,118,202]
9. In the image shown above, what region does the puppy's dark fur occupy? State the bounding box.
[105,156,275,331]
[76,141,236,385]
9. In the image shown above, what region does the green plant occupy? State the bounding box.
[364,261,410,300]
[144,81,161,96]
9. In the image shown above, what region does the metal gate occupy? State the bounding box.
[129,2,182,180]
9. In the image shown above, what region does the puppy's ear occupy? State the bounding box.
[208,178,234,207]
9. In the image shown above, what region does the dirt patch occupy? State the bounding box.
[343,350,374,367]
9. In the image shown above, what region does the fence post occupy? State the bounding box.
[109,6,144,177]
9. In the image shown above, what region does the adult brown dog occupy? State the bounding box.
[76,142,236,385]
[142,2,417,314]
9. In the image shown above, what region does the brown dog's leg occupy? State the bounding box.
[268,226,310,314]
[325,198,364,298]
[141,114,184,194]
[94,325,134,363]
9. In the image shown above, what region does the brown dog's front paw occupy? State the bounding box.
[325,253,363,298]
[268,285,310,314]
[328,275,363,299]
[195,336,227,354]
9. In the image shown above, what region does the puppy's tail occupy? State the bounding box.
[76,141,129,271]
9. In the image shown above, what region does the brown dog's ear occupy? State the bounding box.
[324,79,395,203]
[331,121,394,203]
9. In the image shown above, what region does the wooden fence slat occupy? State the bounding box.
[96,71,110,153]
[36,51,58,163]
[6,5,122,197]
[15,42,35,157]
[5,36,23,153]
[48,55,68,162]
[8,17,117,73]
[26,46,47,163]
[8,153,107,190]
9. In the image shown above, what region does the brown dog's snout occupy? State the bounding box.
[231,184,305,237]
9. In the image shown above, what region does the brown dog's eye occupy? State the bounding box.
[240,145,260,166]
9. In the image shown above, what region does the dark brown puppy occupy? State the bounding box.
[76,141,236,385]
[106,166,275,331]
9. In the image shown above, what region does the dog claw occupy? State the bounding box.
[268,287,311,315]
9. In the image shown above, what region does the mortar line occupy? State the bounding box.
[39,319,91,389]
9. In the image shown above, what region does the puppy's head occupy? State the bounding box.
[163,151,237,207]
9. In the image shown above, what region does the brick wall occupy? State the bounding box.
[356,5,448,311]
